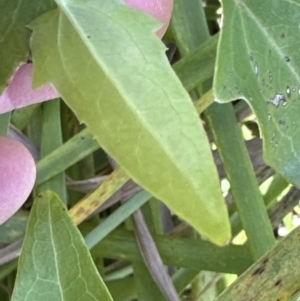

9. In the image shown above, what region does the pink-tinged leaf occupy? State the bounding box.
[0,136,36,224]
[29,0,231,245]
[124,0,173,37]
[0,64,59,114]
[0,1,172,114]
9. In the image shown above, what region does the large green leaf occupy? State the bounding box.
[0,0,55,93]
[11,191,113,301]
[29,0,231,245]
[214,0,300,187]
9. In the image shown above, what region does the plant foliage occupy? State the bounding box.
[0,0,300,300]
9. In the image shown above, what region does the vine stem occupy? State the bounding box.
[170,0,275,259]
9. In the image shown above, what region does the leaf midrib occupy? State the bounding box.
[48,202,64,300]
[55,0,207,194]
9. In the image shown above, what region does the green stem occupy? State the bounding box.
[11,104,39,131]
[37,99,67,204]
[36,127,99,185]
[84,190,151,249]
[0,112,11,135]
[171,0,275,259]
[194,89,214,114]
[205,103,275,259]
[172,268,198,295]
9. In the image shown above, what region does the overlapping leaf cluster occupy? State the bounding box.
[1,0,300,300]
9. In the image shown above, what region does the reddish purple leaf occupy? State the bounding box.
[0,0,173,113]
[0,136,36,224]
[0,64,59,114]
[124,0,173,37]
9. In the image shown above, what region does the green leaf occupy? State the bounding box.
[11,191,113,301]
[29,0,231,245]
[84,190,151,249]
[0,0,56,93]
[214,0,300,187]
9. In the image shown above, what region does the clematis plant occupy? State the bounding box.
[0,0,173,224]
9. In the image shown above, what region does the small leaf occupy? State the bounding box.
[29,0,230,245]
[214,0,300,187]
[0,0,56,93]
[11,191,113,301]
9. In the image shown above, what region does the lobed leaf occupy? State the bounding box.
[29,0,230,245]
[0,0,55,93]
[214,0,300,187]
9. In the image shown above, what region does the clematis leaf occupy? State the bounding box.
[214,0,300,187]
[29,0,230,245]
[11,191,113,301]
[0,0,56,94]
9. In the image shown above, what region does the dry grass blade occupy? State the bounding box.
[69,167,132,225]
[0,239,23,265]
[133,209,180,301]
